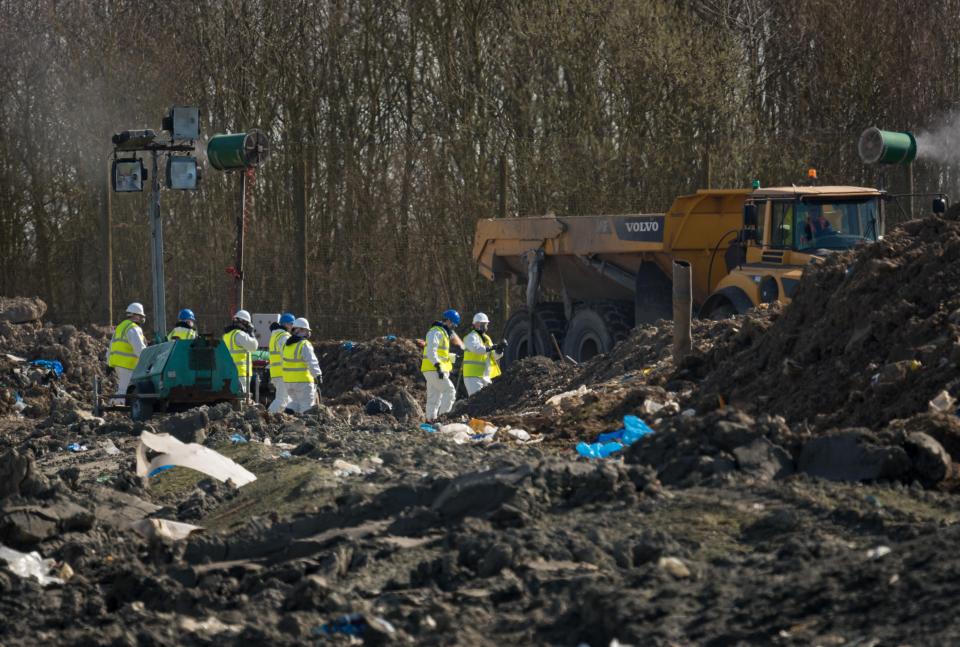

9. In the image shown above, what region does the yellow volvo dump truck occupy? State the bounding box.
[473,184,886,364]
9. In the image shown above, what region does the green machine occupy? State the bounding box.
[94,335,243,421]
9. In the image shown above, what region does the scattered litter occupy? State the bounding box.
[437,422,496,444]
[643,399,665,415]
[681,408,696,417]
[130,518,204,541]
[58,562,74,581]
[4,353,26,363]
[657,556,691,579]
[419,423,439,433]
[180,616,242,636]
[929,390,956,414]
[384,335,397,341]
[867,545,892,560]
[341,341,357,351]
[365,397,393,415]
[30,359,63,376]
[229,433,248,444]
[333,459,363,476]
[101,439,121,455]
[544,384,590,413]
[438,423,473,435]
[0,544,63,586]
[576,415,654,459]
[136,431,256,487]
[66,443,88,452]
[13,393,26,413]
[507,428,531,441]
[96,474,114,483]
[312,613,396,637]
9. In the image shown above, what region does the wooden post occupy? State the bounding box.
[672,261,692,361]
[102,157,113,326]
[498,153,510,326]
[294,153,308,318]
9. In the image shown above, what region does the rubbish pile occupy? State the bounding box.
[0,308,110,417]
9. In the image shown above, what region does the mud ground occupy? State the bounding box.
[3,215,960,645]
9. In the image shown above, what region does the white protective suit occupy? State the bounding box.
[423,326,457,420]
[285,339,322,413]
[462,329,503,396]
[229,328,259,394]
[106,323,147,406]
[267,330,292,414]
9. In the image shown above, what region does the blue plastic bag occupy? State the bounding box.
[576,415,655,459]
[419,423,438,433]
[31,359,63,376]
[576,441,625,459]
[148,465,176,478]
[230,433,247,444]
[622,415,654,445]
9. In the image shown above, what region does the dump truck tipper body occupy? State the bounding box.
[474,185,885,363]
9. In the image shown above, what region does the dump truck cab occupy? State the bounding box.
[701,186,884,318]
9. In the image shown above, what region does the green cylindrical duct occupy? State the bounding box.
[207,129,271,171]
[858,126,917,165]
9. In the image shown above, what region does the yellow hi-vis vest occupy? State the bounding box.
[108,319,141,370]
[223,329,251,378]
[269,329,290,379]
[282,339,314,383]
[167,326,197,341]
[420,325,453,373]
[463,331,501,379]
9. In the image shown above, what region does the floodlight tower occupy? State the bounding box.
[111,106,201,341]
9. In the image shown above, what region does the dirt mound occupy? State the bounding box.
[0,297,46,324]
[314,337,424,413]
[698,216,960,429]
[453,356,578,417]
[0,304,110,416]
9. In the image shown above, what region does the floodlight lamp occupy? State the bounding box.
[166,156,200,190]
[112,158,146,193]
[163,106,200,141]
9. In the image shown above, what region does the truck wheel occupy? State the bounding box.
[501,304,567,366]
[562,302,633,362]
[130,397,154,422]
[705,302,736,320]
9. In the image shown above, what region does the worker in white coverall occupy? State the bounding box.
[267,312,296,413]
[106,302,148,405]
[222,310,259,395]
[281,317,322,413]
[421,309,462,421]
[462,312,505,396]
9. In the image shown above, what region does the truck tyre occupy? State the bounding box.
[562,302,633,362]
[501,303,567,366]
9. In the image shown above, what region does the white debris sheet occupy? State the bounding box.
[136,431,257,487]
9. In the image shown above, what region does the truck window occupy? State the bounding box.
[770,202,793,248]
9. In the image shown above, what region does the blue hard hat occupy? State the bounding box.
[178,308,196,321]
[279,312,296,325]
[441,309,461,326]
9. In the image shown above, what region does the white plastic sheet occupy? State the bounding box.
[136,431,256,487]
[0,544,63,586]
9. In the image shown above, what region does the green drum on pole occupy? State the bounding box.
[858,127,917,165]
[207,130,271,170]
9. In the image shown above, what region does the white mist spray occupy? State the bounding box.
[915,112,960,163]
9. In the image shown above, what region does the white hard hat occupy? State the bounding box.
[292,317,311,331]
[472,312,490,324]
[234,309,252,323]
[126,302,145,316]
